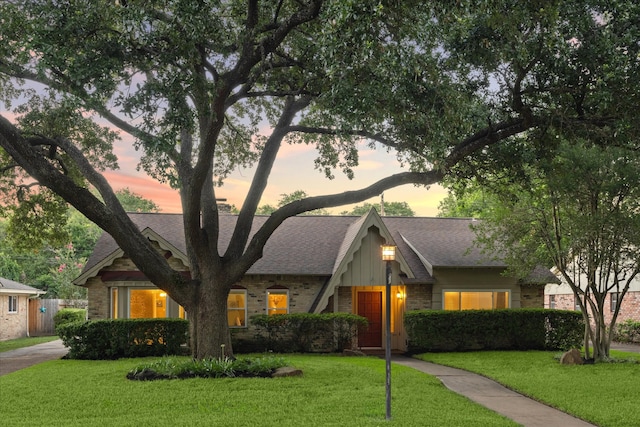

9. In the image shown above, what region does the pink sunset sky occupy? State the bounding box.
[103,130,448,216]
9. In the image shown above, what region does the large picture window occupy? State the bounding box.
[228,289,247,327]
[129,289,167,318]
[8,295,18,313]
[444,291,509,310]
[267,289,288,315]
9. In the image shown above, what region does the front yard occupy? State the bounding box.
[1,347,638,426]
[0,354,516,426]
[419,349,640,427]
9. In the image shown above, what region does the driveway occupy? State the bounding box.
[0,339,68,376]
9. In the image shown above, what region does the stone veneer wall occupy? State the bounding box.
[405,284,433,311]
[520,284,545,308]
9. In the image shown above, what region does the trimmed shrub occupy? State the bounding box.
[249,313,368,353]
[404,309,583,353]
[57,318,189,359]
[53,308,86,331]
[613,319,640,343]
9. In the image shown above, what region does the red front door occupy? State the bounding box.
[357,291,383,347]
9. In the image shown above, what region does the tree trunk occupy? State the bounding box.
[187,269,233,360]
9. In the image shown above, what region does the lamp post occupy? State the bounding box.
[381,244,396,420]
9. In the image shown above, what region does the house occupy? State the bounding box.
[74,210,556,351]
[546,272,640,324]
[0,277,46,341]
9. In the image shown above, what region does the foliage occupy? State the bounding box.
[114,188,160,213]
[127,355,288,380]
[437,184,499,218]
[343,200,415,216]
[57,319,189,360]
[257,190,330,216]
[2,0,640,359]
[613,320,640,344]
[466,140,640,360]
[53,308,86,330]
[249,312,368,353]
[0,356,517,427]
[404,309,583,353]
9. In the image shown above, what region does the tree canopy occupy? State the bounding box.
[1,1,640,358]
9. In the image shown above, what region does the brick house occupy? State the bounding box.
[545,272,640,324]
[0,277,45,341]
[74,210,556,351]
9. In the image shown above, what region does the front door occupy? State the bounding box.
[357,291,382,347]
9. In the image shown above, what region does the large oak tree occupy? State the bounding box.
[1,1,639,358]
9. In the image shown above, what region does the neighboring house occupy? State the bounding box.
[546,272,640,323]
[0,277,46,341]
[74,210,556,351]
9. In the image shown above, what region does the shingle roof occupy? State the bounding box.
[80,213,553,282]
[0,277,45,295]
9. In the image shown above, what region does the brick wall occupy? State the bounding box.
[0,295,29,341]
[546,291,640,323]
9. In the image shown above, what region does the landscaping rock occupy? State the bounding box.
[560,348,584,365]
[271,367,303,377]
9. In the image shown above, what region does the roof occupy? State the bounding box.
[0,277,45,295]
[76,212,557,285]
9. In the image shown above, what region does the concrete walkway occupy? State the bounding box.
[0,339,68,376]
[392,356,596,427]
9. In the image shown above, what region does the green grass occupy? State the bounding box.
[0,336,58,353]
[418,350,640,427]
[0,355,516,426]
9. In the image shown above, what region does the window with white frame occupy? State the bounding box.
[549,294,556,309]
[610,292,619,312]
[443,291,509,310]
[228,289,247,327]
[574,296,581,311]
[8,295,18,313]
[267,289,288,315]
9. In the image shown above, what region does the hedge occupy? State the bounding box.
[613,319,640,343]
[53,308,86,330]
[247,312,368,353]
[57,318,189,359]
[404,309,583,353]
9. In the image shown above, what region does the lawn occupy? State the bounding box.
[0,355,516,427]
[418,350,640,427]
[0,336,58,353]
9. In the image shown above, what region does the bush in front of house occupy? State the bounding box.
[127,355,288,380]
[53,308,87,331]
[249,313,368,353]
[613,319,640,343]
[57,318,189,359]
[404,309,583,353]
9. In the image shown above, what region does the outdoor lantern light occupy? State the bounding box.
[381,244,396,420]
[381,245,396,261]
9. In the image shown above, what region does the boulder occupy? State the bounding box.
[560,348,584,365]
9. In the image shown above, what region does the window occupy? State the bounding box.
[129,289,167,318]
[267,289,288,315]
[610,292,619,312]
[549,294,556,309]
[8,295,18,313]
[574,296,581,311]
[228,289,247,327]
[443,291,509,310]
[111,287,118,319]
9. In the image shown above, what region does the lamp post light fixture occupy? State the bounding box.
[381,244,396,420]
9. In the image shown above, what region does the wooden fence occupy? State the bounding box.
[28,299,87,336]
